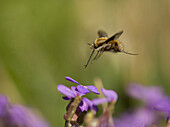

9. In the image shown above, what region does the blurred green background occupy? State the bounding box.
[0,0,170,126]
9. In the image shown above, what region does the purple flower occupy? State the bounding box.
[57,85,85,99]
[154,97,170,117]
[114,107,160,127]
[92,88,118,105]
[126,83,166,107]
[0,95,50,127]
[0,95,9,117]
[65,76,99,94]
[126,83,170,123]
[6,105,49,127]
[57,85,94,112]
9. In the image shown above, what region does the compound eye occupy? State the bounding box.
[115,42,118,46]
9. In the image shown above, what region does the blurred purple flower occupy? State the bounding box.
[154,97,170,117]
[126,83,166,107]
[92,88,118,105]
[6,105,49,127]
[126,83,170,124]
[65,76,99,94]
[57,85,94,112]
[0,95,50,127]
[0,95,9,117]
[114,107,160,127]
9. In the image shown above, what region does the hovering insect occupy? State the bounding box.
[84,30,138,68]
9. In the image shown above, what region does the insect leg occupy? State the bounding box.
[91,51,100,64]
[87,42,91,46]
[122,50,138,55]
[96,50,104,60]
[84,49,95,68]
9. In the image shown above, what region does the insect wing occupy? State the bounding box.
[98,30,108,38]
[104,30,123,44]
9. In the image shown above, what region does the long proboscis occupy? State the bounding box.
[84,49,95,68]
[122,50,138,55]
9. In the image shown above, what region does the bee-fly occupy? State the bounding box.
[84,30,138,68]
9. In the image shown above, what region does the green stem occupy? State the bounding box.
[66,96,82,125]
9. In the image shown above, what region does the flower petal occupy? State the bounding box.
[92,98,108,105]
[91,105,98,114]
[114,108,158,127]
[71,86,76,91]
[126,83,144,99]
[65,77,80,85]
[71,86,85,96]
[79,97,94,112]
[77,85,90,94]
[82,97,99,114]
[127,83,165,106]
[154,97,170,117]
[62,96,72,100]
[7,105,50,127]
[0,95,9,117]
[82,97,93,107]
[79,100,88,112]
[101,88,118,102]
[57,84,75,98]
[85,86,99,94]
[8,105,27,125]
